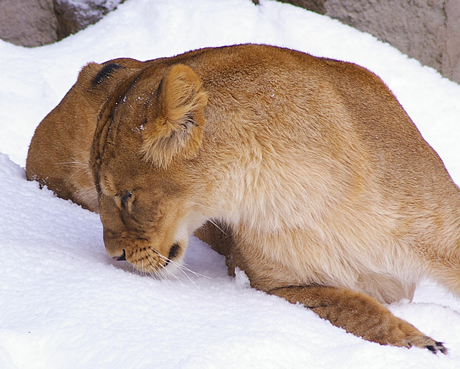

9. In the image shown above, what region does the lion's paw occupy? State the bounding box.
[403,335,447,355]
[370,317,448,354]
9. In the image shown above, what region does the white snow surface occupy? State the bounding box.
[1,0,460,367]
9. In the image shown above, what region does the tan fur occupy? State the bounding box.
[28,45,460,353]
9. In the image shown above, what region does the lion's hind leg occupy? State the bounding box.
[269,285,447,354]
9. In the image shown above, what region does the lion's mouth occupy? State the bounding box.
[111,243,182,273]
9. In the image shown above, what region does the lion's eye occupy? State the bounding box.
[121,190,133,207]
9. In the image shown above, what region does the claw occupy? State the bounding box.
[425,341,448,355]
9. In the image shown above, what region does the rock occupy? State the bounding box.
[443,0,460,83]
[0,0,123,47]
[324,0,447,80]
[0,0,58,47]
[281,0,460,85]
[54,0,123,41]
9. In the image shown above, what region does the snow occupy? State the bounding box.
[1,0,460,367]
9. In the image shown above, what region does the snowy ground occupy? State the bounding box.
[1,0,460,368]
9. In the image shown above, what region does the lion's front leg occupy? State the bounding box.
[269,285,447,354]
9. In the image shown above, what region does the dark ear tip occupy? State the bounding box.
[77,62,127,93]
[92,63,124,87]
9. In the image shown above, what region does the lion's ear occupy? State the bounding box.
[77,62,137,105]
[141,64,208,168]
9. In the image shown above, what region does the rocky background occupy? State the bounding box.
[0,0,123,46]
[279,0,460,85]
[0,0,459,84]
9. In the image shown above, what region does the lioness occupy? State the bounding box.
[28,45,459,353]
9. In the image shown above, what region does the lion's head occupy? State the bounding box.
[26,54,231,269]
[91,63,210,274]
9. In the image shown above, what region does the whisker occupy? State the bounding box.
[158,265,181,286]
[207,219,228,236]
[167,260,196,284]
[179,263,211,280]
[155,251,210,282]
[156,254,184,282]
[127,247,211,287]
[167,261,197,288]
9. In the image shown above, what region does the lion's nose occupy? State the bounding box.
[113,249,126,261]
